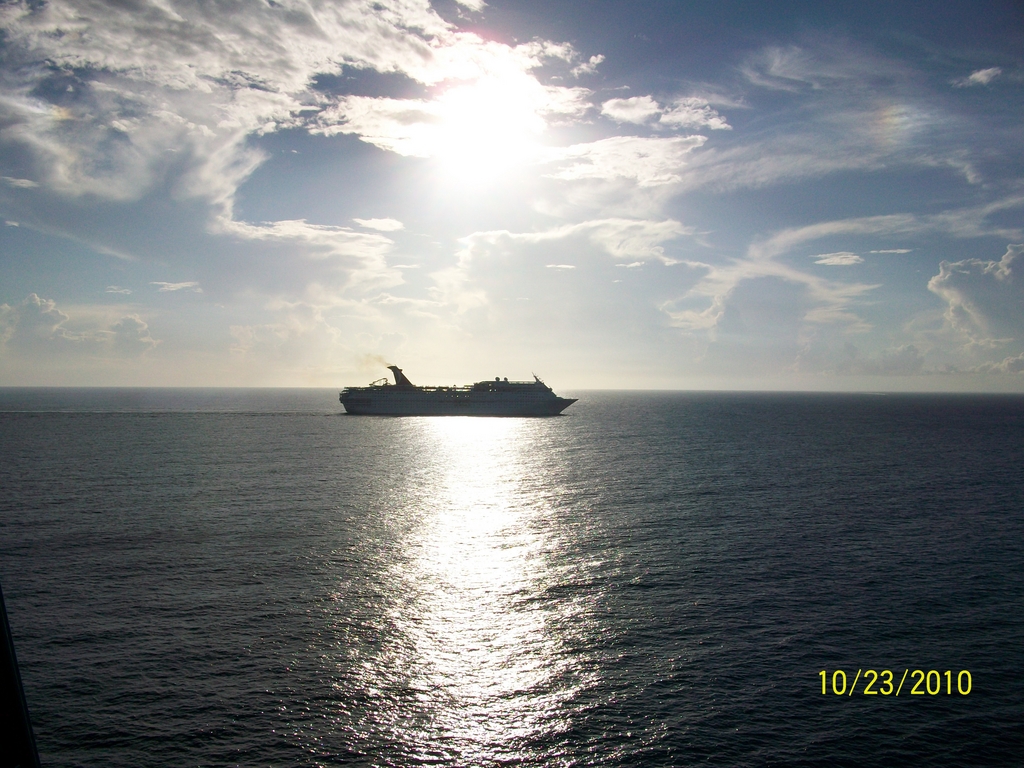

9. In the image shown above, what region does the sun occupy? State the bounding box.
[430,76,547,186]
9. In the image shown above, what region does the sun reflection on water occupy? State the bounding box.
[336,417,591,765]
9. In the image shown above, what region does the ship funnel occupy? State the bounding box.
[387,365,414,387]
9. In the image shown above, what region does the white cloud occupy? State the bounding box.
[659,98,731,130]
[0,293,157,357]
[653,203,1024,375]
[310,34,594,164]
[572,54,605,78]
[105,286,132,294]
[740,42,901,92]
[927,243,1023,347]
[953,67,1002,87]
[2,10,1019,386]
[870,249,912,253]
[749,215,918,262]
[750,197,1024,264]
[674,117,939,193]
[454,218,691,266]
[972,352,1024,374]
[314,96,443,157]
[354,217,405,232]
[223,298,425,384]
[151,281,202,293]
[584,220,689,260]
[0,293,71,347]
[599,96,731,130]
[879,345,924,375]
[214,217,399,290]
[3,176,38,188]
[671,41,1014,194]
[813,251,863,265]
[432,218,692,313]
[741,45,824,91]
[576,218,694,261]
[230,302,339,360]
[836,344,925,375]
[2,0,452,99]
[601,96,661,124]
[666,200,1023,340]
[547,135,707,187]
[314,72,591,161]
[662,233,883,335]
[110,314,159,355]
[0,0,594,219]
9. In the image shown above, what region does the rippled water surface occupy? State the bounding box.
[1,389,1022,766]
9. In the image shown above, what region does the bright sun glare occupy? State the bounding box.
[432,77,546,185]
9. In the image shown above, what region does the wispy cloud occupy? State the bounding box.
[952,67,1002,87]
[662,40,1015,197]
[432,218,693,313]
[661,198,1024,348]
[673,107,954,194]
[654,205,1016,359]
[151,281,202,293]
[750,196,1024,264]
[600,96,731,130]
[354,218,405,232]
[659,98,732,130]
[740,41,902,92]
[214,218,399,290]
[457,218,693,263]
[813,252,863,265]
[2,176,38,188]
[971,352,1024,374]
[546,135,707,187]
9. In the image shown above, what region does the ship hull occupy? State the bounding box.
[340,391,576,416]
[340,368,577,416]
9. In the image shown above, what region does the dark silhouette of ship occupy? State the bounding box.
[340,366,577,416]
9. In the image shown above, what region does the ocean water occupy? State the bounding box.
[1,389,1022,767]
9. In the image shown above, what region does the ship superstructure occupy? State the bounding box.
[340,366,577,416]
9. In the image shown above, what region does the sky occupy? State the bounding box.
[1,0,1022,390]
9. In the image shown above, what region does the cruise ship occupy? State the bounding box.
[340,366,577,416]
